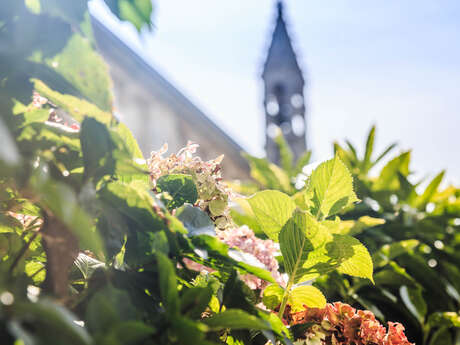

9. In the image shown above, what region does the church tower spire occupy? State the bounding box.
[262,1,306,164]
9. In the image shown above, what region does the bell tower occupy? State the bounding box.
[262,1,306,164]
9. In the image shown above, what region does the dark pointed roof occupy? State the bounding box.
[262,1,303,81]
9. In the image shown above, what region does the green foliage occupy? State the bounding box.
[2,1,453,344]
[247,190,296,241]
[202,309,271,331]
[0,2,294,344]
[236,126,460,344]
[156,174,198,210]
[103,0,154,31]
[245,156,372,318]
[287,285,326,311]
[306,156,359,219]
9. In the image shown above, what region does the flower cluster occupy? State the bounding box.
[217,225,283,290]
[289,302,413,345]
[148,142,232,229]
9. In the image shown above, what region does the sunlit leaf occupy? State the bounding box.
[373,151,411,191]
[262,284,284,310]
[247,190,296,241]
[306,155,359,219]
[363,125,375,172]
[415,170,445,209]
[288,285,326,311]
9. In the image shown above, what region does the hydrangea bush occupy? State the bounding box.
[0,1,435,345]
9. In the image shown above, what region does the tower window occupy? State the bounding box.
[266,99,279,116]
[291,94,304,108]
[267,123,279,138]
[291,114,305,136]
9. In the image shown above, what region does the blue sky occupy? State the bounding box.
[90,0,460,184]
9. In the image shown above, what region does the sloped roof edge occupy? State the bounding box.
[90,15,248,164]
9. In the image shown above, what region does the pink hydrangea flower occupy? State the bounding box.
[217,225,283,290]
[290,302,414,345]
[183,226,282,291]
[384,322,412,345]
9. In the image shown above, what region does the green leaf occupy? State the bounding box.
[372,239,419,268]
[156,252,180,316]
[280,211,335,283]
[104,0,153,31]
[176,204,215,236]
[74,252,105,280]
[33,178,103,253]
[374,142,397,165]
[25,261,46,284]
[106,321,156,345]
[288,285,326,311]
[428,327,452,345]
[15,108,49,128]
[80,117,115,181]
[156,174,198,210]
[279,211,373,283]
[345,140,358,160]
[323,216,385,236]
[180,286,213,319]
[257,311,292,341]
[373,261,418,288]
[428,312,460,328]
[99,180,165,233]
[363,125,375,171]
[86,285,137,334]
[279,210,315,283]
[247,190,296,241]
[400,285,427,324]
[333,234,374,282]
[274,130,293,176]
[293,150,312,177]
[112,122,144,160]
[306,155,359,219]
[230,198,263,236]
[33,80,113,124]
[243,153,291,193]
[415,170,445,209]
[262,284,284,310]
[13,300,91,345]
[373,151,411,191]
[202,309,271,331]
[0,214,23,233]
[39,31,113,111]
[169,316,209,344]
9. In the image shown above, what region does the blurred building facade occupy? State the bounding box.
[262,1,307,164]
[91,17,249,179]
[90,1,305,177]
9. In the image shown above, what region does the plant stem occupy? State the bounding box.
[278,281,292,320]
[8,231,39,275]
